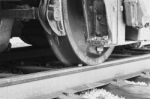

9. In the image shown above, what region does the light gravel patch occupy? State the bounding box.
[125,80,149,86]
[81,89,125,99]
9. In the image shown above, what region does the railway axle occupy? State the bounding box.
[0,8,37,20]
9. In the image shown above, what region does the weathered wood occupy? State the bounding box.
[105,81,150,99]
[129,75,150,84]
[57,94,84,99]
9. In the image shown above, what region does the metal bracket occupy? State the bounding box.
[82,0,109,47]
[87,36,109,47]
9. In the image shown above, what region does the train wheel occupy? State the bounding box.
[44,0,115,65]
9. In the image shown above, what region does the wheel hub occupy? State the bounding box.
[46,0,66,36]
[38,0,65,36]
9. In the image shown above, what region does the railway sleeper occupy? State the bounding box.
[58,75,150,99]
[127,74,150,85]
[105,81,150,99]
[56,94,84,99]
[103,75,150,99]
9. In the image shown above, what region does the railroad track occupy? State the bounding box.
[0,46,149,99]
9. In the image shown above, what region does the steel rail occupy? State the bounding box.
[0,54,150,99]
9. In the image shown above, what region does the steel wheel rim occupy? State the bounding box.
[61,0,114,65]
